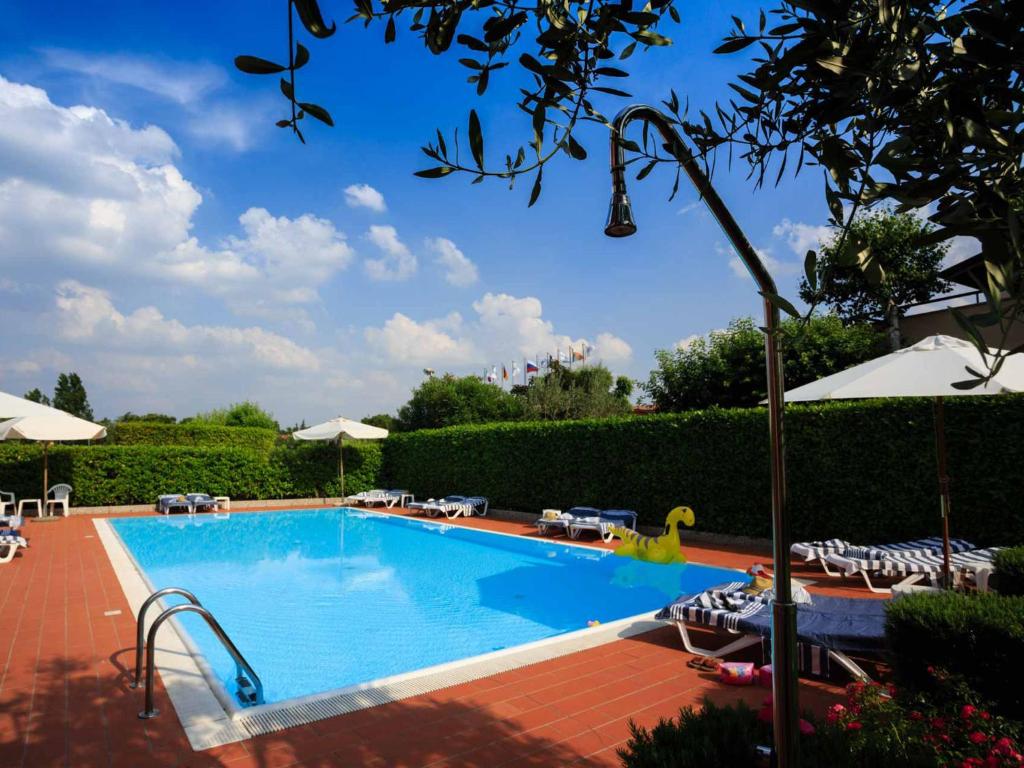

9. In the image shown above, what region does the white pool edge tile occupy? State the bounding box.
[94,511,702,751]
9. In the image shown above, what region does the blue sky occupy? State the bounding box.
[0,0,841,424]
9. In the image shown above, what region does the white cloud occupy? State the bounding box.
[344,183,387,213]
[364,225,417,281]
[55,281,320,370]
[363,312,474,365]
[722,244,798,281]
[676,334,702,350]
[365,291,631,369]
[0,76,353,318]
[594,332,632,363]
[42,48,227,105]
[773,219,832,257]
[428,237,478,286]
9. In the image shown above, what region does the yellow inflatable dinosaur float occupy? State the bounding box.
[610,506,695,564]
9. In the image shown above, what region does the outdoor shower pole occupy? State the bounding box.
[603,105,799,766]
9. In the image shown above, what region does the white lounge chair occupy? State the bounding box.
[569,509,638,543]
[343,489,389,506]
[46,484,72,517]
[792,536,975,576]
[823,546,1004,594]
[363,490,410,509]
[536,507,600,537]
[408,496,488,519]
[0,489,15,517]
[0,533,28,564]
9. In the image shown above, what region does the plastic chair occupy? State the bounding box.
[46,484,72,517]
[0,490,14,517]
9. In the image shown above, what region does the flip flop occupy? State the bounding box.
[698,657,723,672]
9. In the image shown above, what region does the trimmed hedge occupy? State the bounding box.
[885,591,1024,718]
[106,421,279,453]
[0,442,382,506]
[994,547,1024,596]
[382,396,1024,545]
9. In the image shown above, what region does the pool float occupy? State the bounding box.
[610,506,695,564]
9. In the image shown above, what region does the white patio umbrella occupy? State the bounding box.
[292,417,389,497]
[0,412,107,505]
[784,334,1024,581]
[0,389,68,419]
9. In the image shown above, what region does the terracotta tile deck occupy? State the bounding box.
[0,508,874,768]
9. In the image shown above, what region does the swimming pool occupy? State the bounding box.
[110,508,740,708]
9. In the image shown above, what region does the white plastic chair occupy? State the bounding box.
[46,484,72,517]
[0,490,14,517]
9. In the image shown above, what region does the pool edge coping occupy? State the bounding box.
[95,508,743,752]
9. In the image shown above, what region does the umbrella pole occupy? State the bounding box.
[338,437,345,499]
[43,441,50,515]
[933,397,953,587]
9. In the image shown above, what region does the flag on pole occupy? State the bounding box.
[512,361,521,379]
[502,365,508,381]
[487,366,497,383]
[572,347,585,362]
[526,360,539,374]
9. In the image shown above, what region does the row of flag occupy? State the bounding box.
[483,344,595,385]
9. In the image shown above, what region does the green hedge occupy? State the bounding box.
[382,396,1024,545]
[885,591,1024,718]
[0,442,382,506]
[106,421,279,453]
[994,547,1024,596]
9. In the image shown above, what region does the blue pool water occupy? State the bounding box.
[111,509,740,706]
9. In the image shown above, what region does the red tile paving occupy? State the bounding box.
[0,507,879,768]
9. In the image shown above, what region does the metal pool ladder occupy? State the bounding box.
[131,587,264,719]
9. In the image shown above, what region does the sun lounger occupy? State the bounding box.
[0,533,28,565]
[823,546,1004,594]
[535,507,601,537]
[343,489,389,506]
[362,490,411,509]
[186,493,219,513]
[656,582,885,681]
[568,509,638,543]
[792,536,975,575]
[407,495,488,519]
[157,494,193,515]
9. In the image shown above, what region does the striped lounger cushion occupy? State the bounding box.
[0,534,28,548]
[657,584,833,676]
[876,547,1003,576]
[793,536,973,561]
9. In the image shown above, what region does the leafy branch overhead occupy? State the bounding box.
[234,0,680,202]
[234,0,338,143]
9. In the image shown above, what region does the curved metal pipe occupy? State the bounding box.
[138,603,264,719]
[605,104,799,767]
[131,587,201,689]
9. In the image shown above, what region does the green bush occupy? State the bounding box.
[885,591,1024,719]
[382,395,1024,545]
[106,421,279,453]
[994,547,1024,596]
[0,441,383,506]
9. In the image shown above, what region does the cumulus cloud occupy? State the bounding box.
[365,291,631,368]
[55,280,320,370]
[344,183,387,212]
[363,312,474,365]
[428,237,478,286]
[722,244,799,281]
[773,218,833,257]
[0,76,353,318]
[364,225,417,281]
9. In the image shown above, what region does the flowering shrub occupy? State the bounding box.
[820,679,1023,767]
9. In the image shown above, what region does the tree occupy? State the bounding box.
[644,316,887,412]
[516,363,632,420]
[396,374,523,431]
[52,373,93,420]
[115,412,177,424]
[361,413,397,431]
[191,401,280,431]
[236,0,1023,376]
[23,388,50,406]
[799,211,950,348]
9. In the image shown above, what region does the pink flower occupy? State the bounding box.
[799,718,815,735]
[931,717,947,731]
[994,737,1015,753]
[910,711,924,721]
[962,705,977,720]
[846,721,863,731]
[970,731,989,745]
